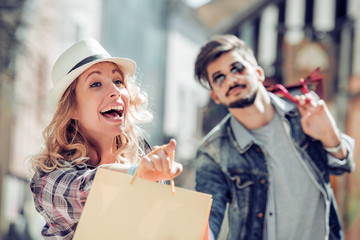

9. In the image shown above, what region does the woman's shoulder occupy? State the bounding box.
[30,160,96,187]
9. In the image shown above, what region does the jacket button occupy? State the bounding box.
[257,212,264,218]
[260,179,266,184]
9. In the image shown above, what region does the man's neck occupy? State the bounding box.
[229,91,275,130]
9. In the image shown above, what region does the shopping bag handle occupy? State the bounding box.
[130,145,176,196]
[266,67,324,104]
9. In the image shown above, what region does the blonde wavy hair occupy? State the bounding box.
[31,65,153,173]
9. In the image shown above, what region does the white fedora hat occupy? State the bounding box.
[47,38,136,111]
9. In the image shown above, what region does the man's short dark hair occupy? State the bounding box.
[194,34,258,89]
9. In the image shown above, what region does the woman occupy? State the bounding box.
[30,38,183,239]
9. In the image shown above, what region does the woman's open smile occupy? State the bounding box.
[73,62,130,140]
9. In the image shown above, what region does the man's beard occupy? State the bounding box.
[227,91,257,108]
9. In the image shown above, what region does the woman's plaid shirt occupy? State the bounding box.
[30,164,97,239]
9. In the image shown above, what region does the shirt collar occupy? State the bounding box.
[230,92,297,150]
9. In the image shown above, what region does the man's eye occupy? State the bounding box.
[213,74,225,85]
[231,64,245,74]
[90,82,101,88]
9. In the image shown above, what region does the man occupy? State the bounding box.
[194,34,355,240]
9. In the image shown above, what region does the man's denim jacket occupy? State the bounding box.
[195,93,355,240]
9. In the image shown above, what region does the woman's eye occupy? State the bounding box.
[90,82,101,88]
[114,79,124,85]
[213,74,225,85]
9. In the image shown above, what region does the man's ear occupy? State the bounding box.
[256,66,265,82]
[210,90,221,104]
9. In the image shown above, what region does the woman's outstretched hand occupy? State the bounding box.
[138,139,183,182]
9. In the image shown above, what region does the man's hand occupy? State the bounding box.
[295,94,347,159]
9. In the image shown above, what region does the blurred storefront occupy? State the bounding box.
[0,0,102,238]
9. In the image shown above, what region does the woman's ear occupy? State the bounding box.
[72,110,79,120]
[210,90,221,104]
[256,66,265,82]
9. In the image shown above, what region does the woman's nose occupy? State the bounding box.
[108,84,121,98]
[110,92,120,98]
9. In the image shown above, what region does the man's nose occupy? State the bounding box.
[227,72,239,84]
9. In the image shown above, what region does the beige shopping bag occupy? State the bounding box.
[73,168,212,240]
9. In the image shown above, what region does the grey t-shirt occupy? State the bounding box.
[250,112,326,240]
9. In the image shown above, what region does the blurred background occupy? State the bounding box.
[0,0,360,239]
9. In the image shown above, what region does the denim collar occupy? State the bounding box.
[230,92,297,150]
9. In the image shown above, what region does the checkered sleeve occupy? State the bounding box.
[30,166,98,239]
